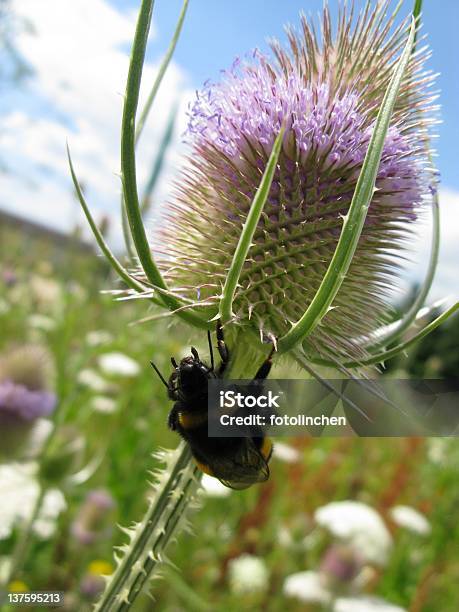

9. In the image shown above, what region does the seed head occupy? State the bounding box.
[155,3,437,360]
[0,344,56,461]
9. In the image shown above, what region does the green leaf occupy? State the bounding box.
[363,0,438,352]
[135,0,189,143]
[67,144,156,299]
[277,19,417,354]
[219,128,285,323]
[141,104,177,214]
[121,0,187,258]
[413,0,423,22]
[120,0,208,329]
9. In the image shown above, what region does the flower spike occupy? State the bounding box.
[159,5,435,363]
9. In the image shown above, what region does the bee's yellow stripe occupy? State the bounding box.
[194,459,215,477]
[178,411,208,429]
[261,437,273,461]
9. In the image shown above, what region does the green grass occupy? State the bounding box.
[1,227,458,612]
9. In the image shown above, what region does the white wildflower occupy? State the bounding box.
[77,369,112,393]
[0,299,10,315]
[390,506,431,536]
[315,501,392,565]
[30,275,62,309]
[90,395,118,414]
[27,314,56,332]
[98,352,140,377]
[272,442,300,463]
[427,438,448,464]
[23,418,53,459]
[228,554,269,594]
[283,571,331,604]
[86,330,114,347]
[0,463,66,540]
[334,596,407,611]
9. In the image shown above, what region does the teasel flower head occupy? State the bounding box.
[154,2,437,361]
[0,344,56,462]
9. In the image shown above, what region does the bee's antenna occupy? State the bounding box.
[171,357,178,369]
[207,330,214,370]
[191,347,199,360]
[150,361,169,389]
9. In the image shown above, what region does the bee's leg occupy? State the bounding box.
[252,345,275,381]
[167,371,180,401]
[216,320,230,375]
[168,404,180,431]
[207,330,214,371]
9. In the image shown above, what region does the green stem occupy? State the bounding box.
[122,0,187,256]
[219,128,285,323]
[94,329,266,609]
[135,0,189,143]
[67,144,157,299]
[141,104,178,214]
[95,443,198,612]
[121,0,208,329]
[226,328,272,378]
[277,19,416,354]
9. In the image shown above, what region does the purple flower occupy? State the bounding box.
[71,489,116,545]
[320,545,362,585]
[0,344,56,461]
[0,380,56,421]
[2,268,17,287]
[154,4,437,361]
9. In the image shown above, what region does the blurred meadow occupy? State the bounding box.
[1,218,459,611]
[1,0,459,611]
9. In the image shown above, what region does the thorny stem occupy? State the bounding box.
[95,443,198,612]
[94,328,266,610]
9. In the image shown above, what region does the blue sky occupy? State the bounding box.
[1,0,457,299]
[119,0,459,190]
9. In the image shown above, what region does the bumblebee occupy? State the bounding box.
[151,322,274,489]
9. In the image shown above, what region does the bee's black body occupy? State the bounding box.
[151,322,274,489]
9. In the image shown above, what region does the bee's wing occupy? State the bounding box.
[211,438,270,490]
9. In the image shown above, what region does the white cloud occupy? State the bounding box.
[1,1,457,298]
[1,0,191,247]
